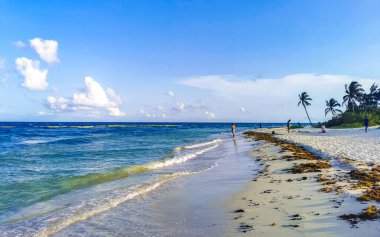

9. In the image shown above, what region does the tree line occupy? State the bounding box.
[298,81,380,127]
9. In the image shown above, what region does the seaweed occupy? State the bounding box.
[357,186,380,202]
[244,131,320,160]
[349,168,380,183]
[289,161,331,173]
[339,205,380,227]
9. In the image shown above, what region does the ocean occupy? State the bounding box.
[0,122,285,236]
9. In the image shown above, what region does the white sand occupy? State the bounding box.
[271,126,380,164]
[227,131,380,236]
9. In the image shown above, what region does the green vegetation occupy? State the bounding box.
[318,81,380,128]
[290,125,303,129]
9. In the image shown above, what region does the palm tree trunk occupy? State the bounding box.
[303,105,313,126]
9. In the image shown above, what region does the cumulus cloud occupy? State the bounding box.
[72,77,120,109]
[166,91,175,97]
[46,76,125,117]
[30,38,59,64]
[181,74,379,122]
[47,96,69,110]
[13,40,26,48]
[15,57,48,90]
[205,111,216,119]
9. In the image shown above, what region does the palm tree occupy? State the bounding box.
[325,98,342,117]
[298,92,313,125]
[358,83,379,113]
[342,81,364,112]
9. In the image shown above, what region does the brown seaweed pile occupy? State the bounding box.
[244,130,380,225]
[358,186,380,202]
[244,131,319,161]
[290,161,332,173]
[350,167,380,187]
[339,205,380,227]
[348,166,380,202]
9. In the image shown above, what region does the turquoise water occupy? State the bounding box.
[0,122,284,236]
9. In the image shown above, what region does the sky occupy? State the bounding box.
[1,0,380,122]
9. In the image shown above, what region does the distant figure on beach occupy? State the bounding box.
[287,119,291,133]
[321,125,326,133]
[364,116,369,133]
[231,123,236,138]
[259,123,262,129]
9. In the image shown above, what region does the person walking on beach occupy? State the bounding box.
[231,123,236,138]
[364,116,369,133]
[287,119,291,133]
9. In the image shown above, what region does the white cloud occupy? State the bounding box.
[107,107,125,117]
[240,107,246,113]
[72,77,119,109]
[13,40,26,48]
[37,111,54,116]
[15,57,48,90]
[47,76,125,117]
[156,106,164,111]
[205,111,216,119]
[181,74,379,122]
[166,91,175,97]
[88,111,101,118]
[30,38,59,64]
[46,96,69,110]
[174,102,186,112]
[140,108,166,118]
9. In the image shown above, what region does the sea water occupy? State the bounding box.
[0,122,284,236]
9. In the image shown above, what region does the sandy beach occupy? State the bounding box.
[226,127,380,236]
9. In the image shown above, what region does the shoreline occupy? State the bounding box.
[226,129,380,236]
[48,136,258,236]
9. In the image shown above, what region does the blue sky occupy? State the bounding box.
[1,0,380,122]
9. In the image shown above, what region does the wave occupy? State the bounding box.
[59,142,220,191]
[183,139,223,149]
[1,139,223,236]
[19,137,89,145]
[42,124,180,129]
[148,144,219,169]
[32,170,200,237]
[20,139,51,145]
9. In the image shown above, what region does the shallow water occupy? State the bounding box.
[0,122,282,236]
[53,137,258,237]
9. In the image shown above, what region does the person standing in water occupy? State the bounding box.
[364,116,369,133]
[287,119,291,133]
[231,123,236,138]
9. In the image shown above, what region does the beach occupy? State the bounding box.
[1,123,380,236]
[226,127,380,236]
